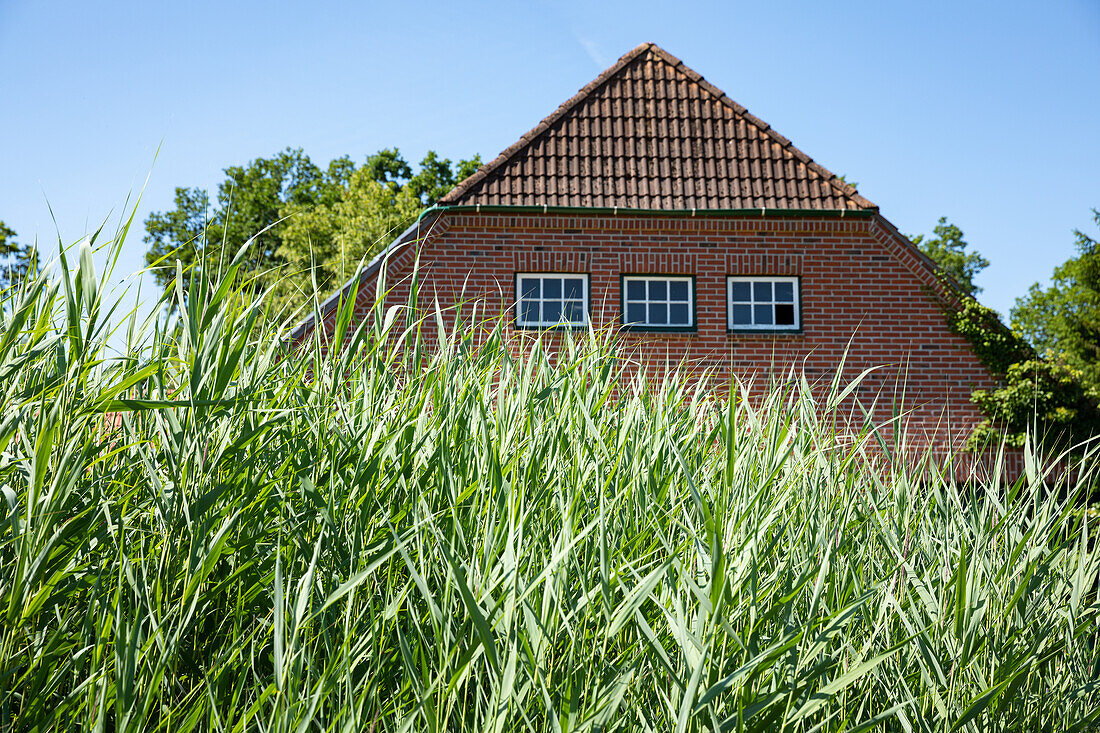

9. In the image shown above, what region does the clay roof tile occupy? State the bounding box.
[439,43,875,211]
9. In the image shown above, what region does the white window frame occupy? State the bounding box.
[621,275,695,330]
[726,276,800,331]
[515,273,589,328]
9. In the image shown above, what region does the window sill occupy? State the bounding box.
[513,323,590,332]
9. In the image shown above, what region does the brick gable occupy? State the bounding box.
[324,212,994,442]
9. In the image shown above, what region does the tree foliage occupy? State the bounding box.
[143,147,481,314]
[911,217,989,296]
[936,210,1100,455]
[945,292,1100,454]
[942,292,1033,377]
[1011,209,1100,388]
[0,221,39,292]
[970,357,1100,450]
[275,167,423,308]
[144,148,336,295]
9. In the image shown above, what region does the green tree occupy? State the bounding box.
[940,288,1100,455]
[408,151,482,205]
[0,221,40,292]
[970,357,1100,451]
[144,147,481,314]
[275,167,423,309]
[144,148,339,295]
[1011,208,1100,388]
[942,210,1100,456]
[274,151,481,312]
[911,217,989,296]
[363,148,413,191]
[360,148,481,204]
[142,187,214,281]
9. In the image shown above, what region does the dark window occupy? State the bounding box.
[728,277,800,330]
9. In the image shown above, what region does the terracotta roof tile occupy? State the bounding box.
[440,43,874,211]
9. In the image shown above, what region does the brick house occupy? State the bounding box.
[294,42,1001,459]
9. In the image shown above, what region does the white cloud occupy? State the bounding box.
[575,34,610,68]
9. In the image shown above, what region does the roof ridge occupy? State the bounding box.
[440,43,876,211]
[439,43,657,205]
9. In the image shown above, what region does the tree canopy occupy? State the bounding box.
[941,208,1100,455]
[911,217,989,297]
[1012,209,1100,387]
[902,213,1100,454]
[143,147,481,316]
[0,221,39,293]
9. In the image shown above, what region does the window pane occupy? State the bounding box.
[732,304,752,325]
[754,304,773,325]
[731,282,751,302]
[521,300,539,324]
[754,282,772,302]
[669,280,689,301]
[626,279,645,301]
[775,281,794,302]
[649,280,666,300]
[775,303,795,325]
[517,274,589,328]
[649,303,668,325]
[626,303,646,325]
[669,303,689,325]
[520,278,539,299]
[564,300,584,324]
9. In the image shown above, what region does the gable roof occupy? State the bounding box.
[440,42,876,212]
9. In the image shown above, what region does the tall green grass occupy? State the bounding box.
[0,226,1098,732]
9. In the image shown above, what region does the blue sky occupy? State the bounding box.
[2,0,1098,323]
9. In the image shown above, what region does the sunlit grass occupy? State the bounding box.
[0,222,1097,732]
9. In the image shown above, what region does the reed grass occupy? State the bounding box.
[0,224,1097,731]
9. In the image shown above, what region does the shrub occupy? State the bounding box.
[940,282,1100,456]
[971,357,1100,450]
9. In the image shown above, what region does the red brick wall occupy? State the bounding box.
[315,211,1006,461]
